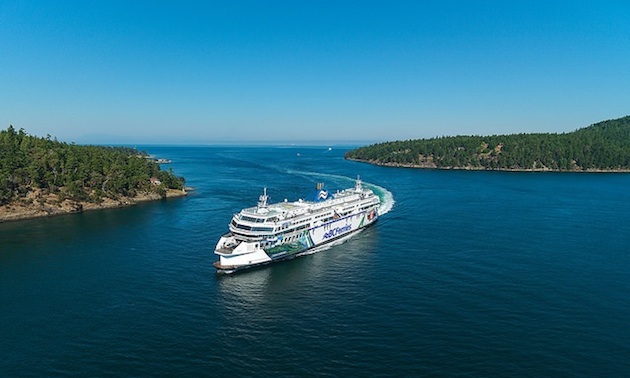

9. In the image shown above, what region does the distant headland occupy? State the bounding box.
[345,116,630,172]
[0,126,187,222]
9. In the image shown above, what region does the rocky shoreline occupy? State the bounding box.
[347,158,630,173]
[0,189,187,223]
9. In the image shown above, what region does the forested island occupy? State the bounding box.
[346,116,630,172]
[0,126,186,222]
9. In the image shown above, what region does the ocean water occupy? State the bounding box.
[1,146,629,377]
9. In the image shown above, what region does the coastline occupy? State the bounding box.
[346,158,630,173]
[0,189,188,223]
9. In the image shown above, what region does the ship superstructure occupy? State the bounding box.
[213,177,380,273]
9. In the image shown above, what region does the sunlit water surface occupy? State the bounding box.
[1,146,629,376]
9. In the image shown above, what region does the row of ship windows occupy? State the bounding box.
[231,220,274,232]
[231,220,311,234]
[284,234,301,243]
[342,204,358,212]
[240,215,280,223]
[263,232,306,248]
[344,201,376,212]
[314,212,333,220]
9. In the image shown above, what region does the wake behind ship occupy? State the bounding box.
[213,177,380,273]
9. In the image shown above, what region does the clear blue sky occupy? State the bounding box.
[1,1,629,144]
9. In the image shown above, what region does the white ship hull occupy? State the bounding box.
[214,211,377,273]
[213,178,380,273]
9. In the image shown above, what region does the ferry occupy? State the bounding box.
[213,177,380,273]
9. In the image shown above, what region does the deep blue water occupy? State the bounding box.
[1,146,629,377]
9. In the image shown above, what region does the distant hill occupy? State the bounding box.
[0,126,186,221]
[345,116,630,172]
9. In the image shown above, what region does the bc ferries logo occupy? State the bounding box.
[318,190,329,200]
[323,225,352,239]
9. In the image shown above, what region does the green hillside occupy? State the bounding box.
[345,116,630,171]
[0,126,185,205]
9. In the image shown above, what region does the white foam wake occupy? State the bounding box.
[367,182,395,216]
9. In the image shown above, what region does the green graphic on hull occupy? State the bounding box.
[266,232,313,259]
[267,243,304,256]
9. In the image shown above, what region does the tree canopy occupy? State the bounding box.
[0,126,185,205]
[345,116,630,171]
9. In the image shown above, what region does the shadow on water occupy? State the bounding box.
[0,199,184,263]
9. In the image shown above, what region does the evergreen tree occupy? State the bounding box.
[345,116,630,171]
[0,127,185,205]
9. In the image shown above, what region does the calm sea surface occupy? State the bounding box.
[1,146,629,377]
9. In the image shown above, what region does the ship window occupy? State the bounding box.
[234,223,252,231]
[241,215,266,223]
[252,227,273,232]
[233,223,273,232]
